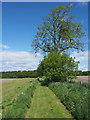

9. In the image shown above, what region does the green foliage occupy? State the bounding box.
[2,80,39,118]
[2,70,89,79]
[76,71,89,76]
[1,70,37,78]
[37,52,79,84]
[49,81,89,120]
[32,3,86,53]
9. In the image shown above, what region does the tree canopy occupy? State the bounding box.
[32,3,86,53]
[37,52,79,84]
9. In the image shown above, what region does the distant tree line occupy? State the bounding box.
[77,71,90,76]
[0,70,90,79]
[1,70,37,78]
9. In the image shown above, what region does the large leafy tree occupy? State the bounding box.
[37,52,79,84]
[32,3,86,53]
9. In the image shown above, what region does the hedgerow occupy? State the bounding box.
[2,80,39,118]
[48,81,89,120]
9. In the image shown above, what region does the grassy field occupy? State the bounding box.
[2,78,74,118]
[2,78,39,118]
[2,78,35,107]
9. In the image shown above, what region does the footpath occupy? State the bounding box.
[26,85,73,118]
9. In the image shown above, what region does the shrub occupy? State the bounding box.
[37,52,79,84]
[49,81,89,120]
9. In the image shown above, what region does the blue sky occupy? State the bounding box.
[1,2,88,71]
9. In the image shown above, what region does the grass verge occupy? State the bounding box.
[48,81,89,120]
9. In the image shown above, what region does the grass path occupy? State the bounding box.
[26,85,73,118]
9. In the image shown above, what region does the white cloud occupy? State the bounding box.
[2,45,10,49]
[70,51,88,71]
[0,50,43,71]
[0,44,10,49]
[78,65,88,71]
[0,50,89,71]
[70,51,88,62]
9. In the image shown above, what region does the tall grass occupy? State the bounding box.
[2,80,39,118]
[49,81,89,120]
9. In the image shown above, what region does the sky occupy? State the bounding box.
[0,1,88,72]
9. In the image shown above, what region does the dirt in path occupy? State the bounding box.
[26,85,73,118]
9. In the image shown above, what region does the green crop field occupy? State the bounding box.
[2,78,74,119]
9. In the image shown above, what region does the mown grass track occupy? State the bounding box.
[26,85,73,118]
